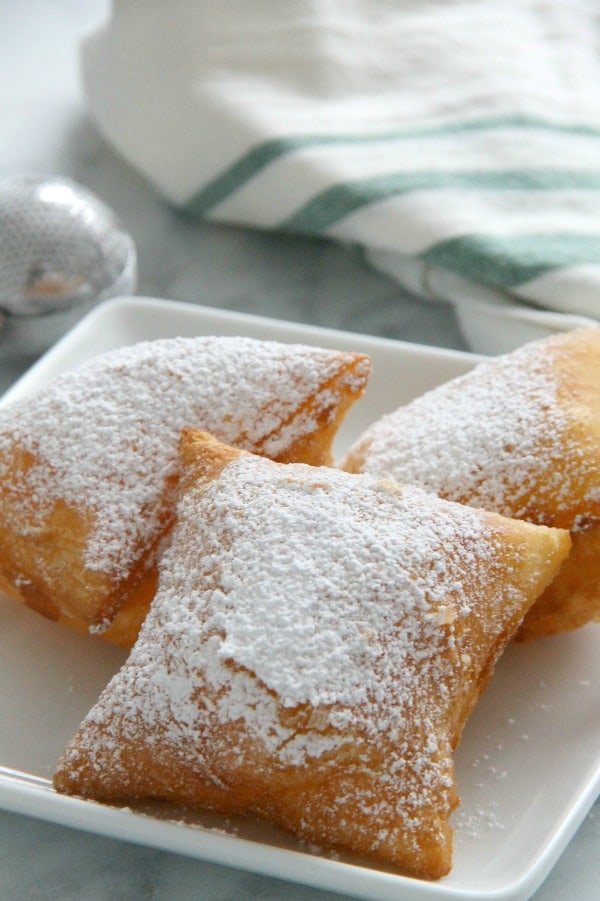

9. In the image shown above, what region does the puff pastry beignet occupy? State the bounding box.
[0,337,370,646]
[343,327,600,639]
[53,431,570,880]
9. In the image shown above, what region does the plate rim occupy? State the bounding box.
[1,295,481,407]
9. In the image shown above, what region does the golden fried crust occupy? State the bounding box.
[518,524,600,640]
[0,338,370,647]
[343,327,600,639]
[0,444,176,646]
[54,431,570,880]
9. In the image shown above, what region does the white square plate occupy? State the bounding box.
[1,296,599,901]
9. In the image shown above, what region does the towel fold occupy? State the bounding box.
[81,0,600,350]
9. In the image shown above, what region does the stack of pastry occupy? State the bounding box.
[0,327,597,880]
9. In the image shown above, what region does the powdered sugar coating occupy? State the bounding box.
[169,464,496,729]
[55,450,568,873]
[63,454,538,788]
[344,336,600,522]
[0,336,369,578]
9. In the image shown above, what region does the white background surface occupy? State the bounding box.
[0,3,598,900]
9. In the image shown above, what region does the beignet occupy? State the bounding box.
[343,327,600,640]
[0,336,370,646]
[53,430,570,880]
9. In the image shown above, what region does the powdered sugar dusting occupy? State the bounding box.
[0,336,367,579]
[54,451,568,871]
[64,455,541,801]
[344,337,600,522]
[142,463,497,736]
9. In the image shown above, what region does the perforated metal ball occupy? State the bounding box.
[0,174,136,317]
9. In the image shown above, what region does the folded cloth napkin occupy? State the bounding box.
[81,0,600,350]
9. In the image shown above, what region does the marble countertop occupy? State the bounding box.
[0,3,598,899]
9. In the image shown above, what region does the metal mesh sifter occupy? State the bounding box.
[0,174,137,358]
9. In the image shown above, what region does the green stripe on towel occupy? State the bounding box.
[282,170,600,234]
[420,233,600,288]
[183,114,600,217]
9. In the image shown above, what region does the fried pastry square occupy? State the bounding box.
[0,336,370,646]
[343,327,600,640]
[53,430,570,880]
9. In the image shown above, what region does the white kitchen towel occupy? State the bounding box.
[80,0,600,348]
